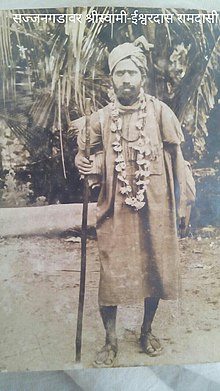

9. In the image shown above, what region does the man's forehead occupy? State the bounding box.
[113,58,140,73]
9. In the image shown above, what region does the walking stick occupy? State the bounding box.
[75,98,91,363]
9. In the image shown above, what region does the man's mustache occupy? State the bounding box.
[117,86,136,93]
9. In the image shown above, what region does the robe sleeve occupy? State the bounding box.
[71,110,104,186]
[159,101,184,145]
[157,101,187,219]
[72,111,103,154]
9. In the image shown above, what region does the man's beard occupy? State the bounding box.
[113,84,140,106]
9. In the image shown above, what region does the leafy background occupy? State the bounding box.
[0,7,220,227]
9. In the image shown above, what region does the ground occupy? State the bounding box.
[0,226,220,371]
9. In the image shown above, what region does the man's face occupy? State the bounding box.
[112,58,143,106]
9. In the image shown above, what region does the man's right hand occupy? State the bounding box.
[75,152,93,175]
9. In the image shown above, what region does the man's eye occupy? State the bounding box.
[116,71,124,76]
[129,71,137,76]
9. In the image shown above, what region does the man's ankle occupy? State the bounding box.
[105,334,118,348]
[141,324,152,336]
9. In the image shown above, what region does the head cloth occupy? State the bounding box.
[108,36,153,74]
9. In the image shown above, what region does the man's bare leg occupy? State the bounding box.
[93,305,118,367]
[140,297,163,356]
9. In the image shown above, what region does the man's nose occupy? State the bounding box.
[122,72,131,84]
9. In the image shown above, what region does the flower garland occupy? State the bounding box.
[109,88,151,211]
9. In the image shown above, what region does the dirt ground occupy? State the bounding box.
[0,226,220,372]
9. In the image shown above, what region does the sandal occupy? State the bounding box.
[139,329,163,357]
[93,343,118,368]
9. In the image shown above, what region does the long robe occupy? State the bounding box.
[75,94,186,305]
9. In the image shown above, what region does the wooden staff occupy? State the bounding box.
[75,98,91,362]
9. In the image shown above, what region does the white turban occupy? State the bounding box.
[108,36,153,74]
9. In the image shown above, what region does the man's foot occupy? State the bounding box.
[93,343,118,368]
[139,330,163,357]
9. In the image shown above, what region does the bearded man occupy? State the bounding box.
[74,37,187,367]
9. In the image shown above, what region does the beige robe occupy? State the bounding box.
[76,94,186,305]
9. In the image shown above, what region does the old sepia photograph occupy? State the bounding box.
[0,6,220,371]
